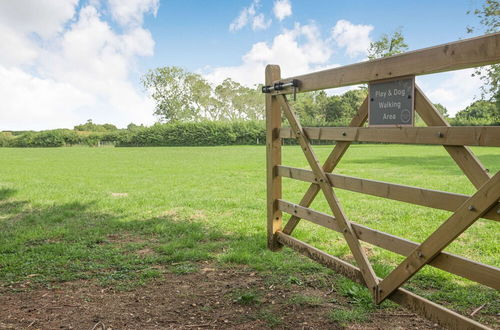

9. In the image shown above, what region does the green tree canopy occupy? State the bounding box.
[143,67,263,122]
[74,119,117,132]
[467,0,500,106]
[368,28,409,60]
[455,100,499,121]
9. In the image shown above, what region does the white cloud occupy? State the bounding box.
[331,19,373,58]
[419,69,483,116]
[108,0,159,26]
[229,0,271,32]
[273,0,292,21]
[0,0,78,38]
[252,13,272,31]
[0,2,157,131]
[204,23,332,87]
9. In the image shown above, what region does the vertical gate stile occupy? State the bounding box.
[266,65,283,251]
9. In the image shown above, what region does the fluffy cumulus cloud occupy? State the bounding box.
[108,0,159,26]
[419,69,483,116]
[229,0,271,32]
[204,23,333,87]
[0,0,157,131]
[331,19,373,58]
[273,0,292,21]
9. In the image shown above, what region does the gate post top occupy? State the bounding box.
[265,65,281,84]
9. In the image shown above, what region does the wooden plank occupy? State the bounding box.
[277,199,500,290]
[272,33,500,95]
[415,87,492,189]
[377,172,500,303]
[277,165,500,221]
[277,94,379,291]
[279,126,500,146]
[266,65,282,251]
[282,98,368,235]
[276,232,489,330]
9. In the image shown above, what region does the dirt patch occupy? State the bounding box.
[0,264,440,329]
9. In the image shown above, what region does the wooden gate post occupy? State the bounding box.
[266,65,282,251]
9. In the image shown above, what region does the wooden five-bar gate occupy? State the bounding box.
[264,33,500,329]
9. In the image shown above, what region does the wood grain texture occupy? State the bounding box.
[377,172,500,303]
[272,32,500,95]
[279,126,500,146]
[277,199,500,290]
[266,65,282,251]
[277,165,500,221]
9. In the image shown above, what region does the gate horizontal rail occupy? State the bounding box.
[271,32,500,95]
[279,126,500,146]
[277,165,500,221]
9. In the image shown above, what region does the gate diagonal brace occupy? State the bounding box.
[282,97,368,235]
[375,172,500,304]
[276,94,379,294]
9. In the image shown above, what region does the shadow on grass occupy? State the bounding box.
[0,193,497,320]
[0,196,227,290]
[0,188,17,201]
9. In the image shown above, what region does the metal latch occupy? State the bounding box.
[262,79,300,100]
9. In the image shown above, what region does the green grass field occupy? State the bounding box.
[0,145,498,324]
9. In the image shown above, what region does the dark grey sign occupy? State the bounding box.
[368,77,415,126]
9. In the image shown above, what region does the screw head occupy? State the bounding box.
[468,205,476,212]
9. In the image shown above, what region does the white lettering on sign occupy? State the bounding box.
[378,101,402,109]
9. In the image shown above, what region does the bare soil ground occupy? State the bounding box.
[0,263,440,330]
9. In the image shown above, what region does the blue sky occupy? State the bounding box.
[0,0,489,130]
[144,0,481,71]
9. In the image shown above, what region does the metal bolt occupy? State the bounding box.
[408,95,412,99]
[370,98,374,102]
[468,205,476,211]
[417,251,423,258]
[342,132,347,136]
[437,132,444,138]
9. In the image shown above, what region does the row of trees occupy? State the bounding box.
[142,67,263,122]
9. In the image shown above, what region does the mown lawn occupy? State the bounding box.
[0,145,498,324]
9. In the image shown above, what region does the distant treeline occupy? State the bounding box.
[0,121,266,147]
[1,98,498,148]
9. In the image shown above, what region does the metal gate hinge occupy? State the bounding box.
[262,79,300,100]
